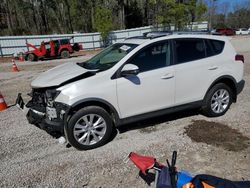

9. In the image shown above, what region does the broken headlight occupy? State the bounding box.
[45,89,60,107]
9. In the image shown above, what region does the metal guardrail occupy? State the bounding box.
[0,22,208,57]
[0,33,104,57]
[0,32,145,57]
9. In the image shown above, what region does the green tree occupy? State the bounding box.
[94,6,113,46]
[186,0,207,22]
[149,0,207,31]
[0,0,211,36]
[213,14,227,29]
[186,0,207,31]
[195,1,207,21]
[227,8,250,28]
[156,0,176,29]
[174,2,187,30]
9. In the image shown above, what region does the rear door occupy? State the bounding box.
[173,38,215,105]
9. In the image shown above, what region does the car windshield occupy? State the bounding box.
[80,43,138,71]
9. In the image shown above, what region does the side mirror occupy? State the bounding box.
[121,64,139,77]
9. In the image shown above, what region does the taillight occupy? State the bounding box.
[235,54,244,63]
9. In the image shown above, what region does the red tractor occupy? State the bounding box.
[25,38,82,61]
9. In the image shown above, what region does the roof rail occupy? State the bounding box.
[126,36,147,40]
[173,31,209,35]
[126,31,172,40]
[125,31,210,41]
[143,31,172,39]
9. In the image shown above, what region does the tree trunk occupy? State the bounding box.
[144,0,149,26]
[64,0,74,33]
[40,0,48,34]
[4,0,13,35]
[30,0,39,34]
[13,3,20,34]
[91,1,95,31]
[119,0,125,29]
[54,1,64,34]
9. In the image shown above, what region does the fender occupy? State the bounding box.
[59,48,69,54]
[64,98,121,128]
[204,75,237,102]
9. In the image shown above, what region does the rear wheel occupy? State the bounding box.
[60,50,70,59]
[202,83,233,117]
[66,106,113,150]
[72,43,80,51]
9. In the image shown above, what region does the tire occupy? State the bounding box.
[27,53,36,61]
[65,106,113,150]
[72,43,80,51]
[202,83,233,117]
[60,50,70,59]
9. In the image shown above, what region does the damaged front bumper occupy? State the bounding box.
[16,93,70,138]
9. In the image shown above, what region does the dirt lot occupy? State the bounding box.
[0,36,250,187]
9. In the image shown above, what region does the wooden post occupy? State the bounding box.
[25,38,29,51]
[0,44,3,57]
[92,35,95,50]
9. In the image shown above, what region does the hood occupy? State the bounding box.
[31,62,94,88]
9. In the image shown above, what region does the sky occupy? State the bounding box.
[214,0,250,13]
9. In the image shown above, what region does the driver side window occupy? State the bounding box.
[129,41,170,72]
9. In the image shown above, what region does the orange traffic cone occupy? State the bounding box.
[19,55,24,62]
[0,92,7,111]
[12,59,19,72]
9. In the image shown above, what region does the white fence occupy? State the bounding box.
[0,22,208,57]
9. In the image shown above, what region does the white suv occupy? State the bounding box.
[235,28,249,35]
[17,33,245,150]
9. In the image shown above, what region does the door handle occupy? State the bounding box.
[208,66,218,70]
[161,73,174,79]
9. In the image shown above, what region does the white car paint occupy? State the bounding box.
[117,65,175,118]
[31,34,244,120]
[31,62,92,88]
[236,28,249,35]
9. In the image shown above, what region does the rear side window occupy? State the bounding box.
[60,39,70,45]
[205,39,225,57]
[174,38,206,64]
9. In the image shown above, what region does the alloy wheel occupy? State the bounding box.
[73,114,107,146]
[211,89,230,114]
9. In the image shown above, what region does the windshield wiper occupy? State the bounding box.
[77,62,97,70]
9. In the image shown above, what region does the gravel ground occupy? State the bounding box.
[0,36,250,188]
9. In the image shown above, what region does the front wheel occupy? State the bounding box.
[27,53,37,61]
[65,106,113,150]
[202,83,233,117]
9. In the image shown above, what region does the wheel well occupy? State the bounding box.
[68,101,119,124]
[209,78,237,102]
[26,53,35,57]
[60,49,69,54]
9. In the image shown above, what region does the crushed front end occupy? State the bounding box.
[17,89,70,138]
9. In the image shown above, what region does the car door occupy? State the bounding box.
[173,38,218,105]
[116,41,175,119]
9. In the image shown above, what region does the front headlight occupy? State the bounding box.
[45,89,61,106]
